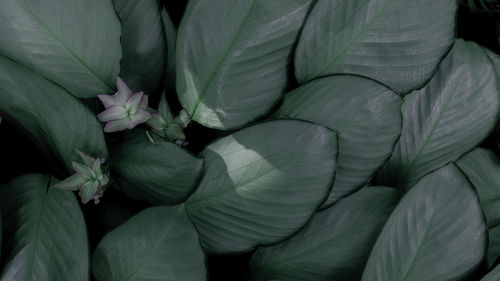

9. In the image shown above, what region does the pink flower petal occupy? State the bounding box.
[116,77,134,103]
[139,94,148,110]
[97,106,128,122]
[104,119,131,133]
[129,109,152,127]
[126,92,144,114]
[97,94,117,109]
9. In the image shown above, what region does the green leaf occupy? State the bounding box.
[294,0,457,94]
[113,0,166,95]
[0,174,89,281]
[158,92,172,121]
[249,186,402,281]
[0,55,108,171]
[162,7,177,93]
[186,120,338,254]
[481,265,500,281]
[376,40,500,188]
[92,205,207,281]
[176,0,313,129]
[111,130,203,205]
[0,0,121,98]
[274,75,401,207]
[362,164,487,281]
[456,148,500,267]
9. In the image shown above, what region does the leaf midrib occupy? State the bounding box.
[189,0,257,118]
[27,177,51,281]
[122,212,178,281]
[397,80,461,186]
[314,0,394,80]
[12,0,113,91]
[400,202,438,281]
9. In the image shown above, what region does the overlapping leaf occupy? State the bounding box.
[0,174,89,281]
[482,264,500,281]
[294,0,457,94]
[92,205,207,281]
[0,55,107,171]
[186,120,338,254]
[110,130,203,205]
[176,0,313,129]
[376,40,500,188]
[274,75,401,207]
[362,164,487,281]
[456,148,500,267]
[113,0,166,95]
[0,0,121,97]
[162,8,177,93]
[249,186,402,281]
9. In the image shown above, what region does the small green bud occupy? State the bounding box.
[54,150,110,204]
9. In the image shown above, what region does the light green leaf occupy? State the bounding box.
[0,174,89,281]
[362,164,487,281]
[186,120,338,254]
[162,7,177,93]
[111,130,203,205]
[376,40,500,188]
[249,186,402,281]
[113,0,166,95]
[0,0,121,98]
[0,55,108,171]
[456,148,500,267]
[92,205,207,281]
[294,0,457,94]
[176,0,313,129]
[274,75,401,207]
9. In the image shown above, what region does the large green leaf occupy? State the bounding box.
[456,148,500,267]
[274,75,401,207]
[92,205,207,281]
[110,130,203,205]
[362,164,487,281]
[0,55,107,171]
[113,0,166,95]
[0,174,89,281]
[376,40,500,188]
[162,7,177,93]
[249,186,402,281]
[294,0,457,94]
[176,0,312,129]
[186,120,338,254]
[0,0,121,98]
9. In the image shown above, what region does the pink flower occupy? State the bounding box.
[97,77,152,133]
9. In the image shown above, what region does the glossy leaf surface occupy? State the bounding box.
[275,75,401,207]
[0,174,89,281]
[110,130,203,205]
[177,0,312,129]
[92,205,207,281]
[0,0,121,97]
[249,187,401,281]
[362,164,487,281]
[295,0,457,94]
[186,120,338,254]
[377,40,500,188]
[0,55,107,171]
